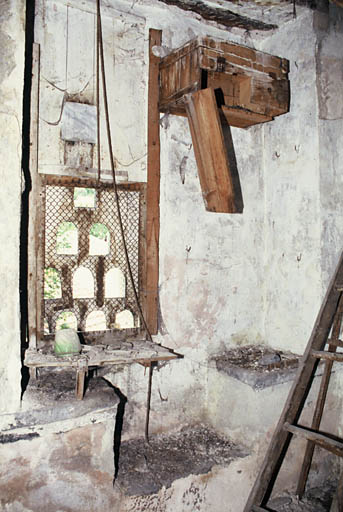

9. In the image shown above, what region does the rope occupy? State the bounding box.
[96,3,101,183]
[96,0,154,443]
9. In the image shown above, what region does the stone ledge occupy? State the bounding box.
[0,370,119,437]
[213,345,300,390]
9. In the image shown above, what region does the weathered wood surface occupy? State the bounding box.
[38,164,128,182]
[25,340,179,368]
[221,106,273,129]
[76,370,86,400]
[184,88,237,213]
[28,43,41,349]
[311,350,343,362]
[297,295,343,498]
[159,36,289,127]
[284,422,343,457]
[244,250,343,511]
[146,29,162,335]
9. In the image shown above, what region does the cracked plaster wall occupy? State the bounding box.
[0,0,25,414]
[2,0,343,510]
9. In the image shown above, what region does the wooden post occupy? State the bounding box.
[28,43,40,350]
[146,29,162,335]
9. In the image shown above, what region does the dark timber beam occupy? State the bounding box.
[157,0,277,30]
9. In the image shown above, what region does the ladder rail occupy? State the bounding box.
[244,250,343,511]
[297,294,343,497]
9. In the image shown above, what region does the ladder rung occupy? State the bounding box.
[326,338,343,348]
[284,422,343,457]
[312,350,343,362]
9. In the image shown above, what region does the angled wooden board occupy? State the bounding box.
[184,88,238,213]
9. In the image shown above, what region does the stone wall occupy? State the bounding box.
[1,0,343,510]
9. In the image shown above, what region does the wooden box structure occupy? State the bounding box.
[159,36,289,128]
[159,37,290,213]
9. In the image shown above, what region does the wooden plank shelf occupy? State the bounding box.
[24,340,181,369]
[25,340,181,401]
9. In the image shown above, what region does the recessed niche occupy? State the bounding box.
[60,102,97,144]
[105,268,125,298]
[73,267,94,298]
[115,309,134,329]
[56,222,78,255]
[89,223,110,256]
[74,187,96,208]
[44,268,62,299]
[56,311,78,331]
[85,310,106,331]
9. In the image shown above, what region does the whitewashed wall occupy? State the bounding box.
[1,1,343,509]
[260,11,323,355]
[0,0,25,414]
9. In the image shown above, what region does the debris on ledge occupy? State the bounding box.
[213,344,300,390]
[115,425,249,496]
[19,369,119,427]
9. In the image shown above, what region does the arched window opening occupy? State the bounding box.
[85,310,106,331]
[89,223,110,255]
[115,309,134,329]
[44,267,62,299]
[56,311,78,331]
[73,267,94,298]
[56,222,78,255]
[74,187,96,208]
[105,267,125,298]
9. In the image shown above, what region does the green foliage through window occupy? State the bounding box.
[90,223,109,240]
[56,222,78,254]
[44,268,62,299]
[74,187,96,208]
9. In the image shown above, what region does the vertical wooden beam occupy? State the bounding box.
[146,29,162,335]
[28,43,40,349]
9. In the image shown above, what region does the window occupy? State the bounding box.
[73,267,94,298]
[56,222,78,255]
[37,178,146,343]
[89,223,110,256]
[105,267,125,298]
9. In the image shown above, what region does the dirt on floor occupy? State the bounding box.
[268,481,336,511]
[115,425,249,496]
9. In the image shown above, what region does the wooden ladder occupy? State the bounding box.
[244,250,343,512]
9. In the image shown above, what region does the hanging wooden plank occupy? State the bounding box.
[28,43,40,349]
[146,29,162,335]
[184,88,237,213]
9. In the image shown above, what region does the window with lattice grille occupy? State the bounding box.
[38,177,147,347]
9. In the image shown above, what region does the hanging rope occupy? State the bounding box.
[96,3,101,183]
[96,0,154,443]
